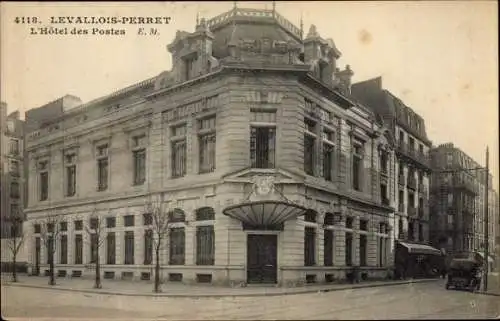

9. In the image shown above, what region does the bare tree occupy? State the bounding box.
[7,213,25,282]
[84,208,107,289]
[144,197,171,293]
[39,214,64,286]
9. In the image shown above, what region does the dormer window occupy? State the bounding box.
[184,57,194,81]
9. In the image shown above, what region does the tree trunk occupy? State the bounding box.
[95,245,101,289]
[12,254,18,283]
[49,247,55,285]
[154,245,161,293]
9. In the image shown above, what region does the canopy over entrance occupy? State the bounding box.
[398,242,442,256]
[222,200,307,227]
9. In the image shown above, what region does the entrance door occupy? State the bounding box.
[247,234,278,284]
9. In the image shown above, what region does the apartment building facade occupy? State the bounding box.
[351,78,433,250]
[429,143,497,261]
[24,7,397,286]
[0,103,26,239]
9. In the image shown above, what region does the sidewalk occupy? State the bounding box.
[477,272,500,297]
[1,274,439,298]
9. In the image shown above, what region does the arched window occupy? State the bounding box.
[304,209,317,223]
[324,213,334,226]
[195,207,215,221]
[168,209,185,223]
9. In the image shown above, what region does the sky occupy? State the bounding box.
[1,1,498,190]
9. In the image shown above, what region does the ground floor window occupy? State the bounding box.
[169,227,185,265]
[106,232,115,265]
[60,235,68,264]
[360,234,367,266]
[345,232,353,266]
[124,231,134,265]
[324,229,334,266]
[144,229,153,265]
[74,234,83,264]
[304,227,316,266]
[196,226,215,265]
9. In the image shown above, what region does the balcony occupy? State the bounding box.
[398,174,405,186]
[408,206,417,217]
[396,142,431,168]
[452,176,479,195]
[407,177,417,190]
[418,183,426,195]
[381,197,390,206]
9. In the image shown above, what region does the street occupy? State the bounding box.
[2,280,499,320]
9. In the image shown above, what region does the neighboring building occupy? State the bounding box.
[0,102,26,238]
[351,78,433,253]
[429,143,497,263]
[1,102,28,267]
[23,7,397,286]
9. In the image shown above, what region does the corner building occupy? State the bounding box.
[24,7,395,286]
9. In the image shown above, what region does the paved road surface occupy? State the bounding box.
[2,280,499,320]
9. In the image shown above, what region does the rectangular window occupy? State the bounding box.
[199,133,216,173]
[143,213,153,226]
[10,160,20,176]
[322,143,334,181]
[418,223,424,242]
[346,216,353,229]
[97,158,108,191]
[74,220,83,231]
[378,237,384,267]
[196,226,215,265]
[46,236,54,264]
[9,139,19,154]
[304,227,316,266]
[106,217,116,228]
[60,235,68,264]
[34,224,41,234]
[10,182,20,198]
[74,234,83,264]
[360,234,367,266]
[144,229,153,265]
[124,231,135,265]
[304,117,317,176]
[133,149,146,185]
[106,232,116,265]
[198,116,216,174]
[10,204,19,219]
[408,221,414,241]
[90,234,98,264]
[345,232,353,266]
[380,151,388,174]
[324,229,334,266]
[60,222,67,231]
[124,215,135,227]
[352,142,363,191]
[39,171,49,201]
[359,220,368,231]
[65,153,77,197]
[169,227,185,265]
[250,127,276,169]
[171,140,187,178]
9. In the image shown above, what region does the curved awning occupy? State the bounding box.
[399,242,442,256]
[222,200,308,227]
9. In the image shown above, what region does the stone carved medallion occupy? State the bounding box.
[252,176,275,196]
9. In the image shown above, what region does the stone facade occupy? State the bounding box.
[24,7,396,286]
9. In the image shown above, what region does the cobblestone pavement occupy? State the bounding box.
[2,279,499,320]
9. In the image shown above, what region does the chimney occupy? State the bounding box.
[335,64,354,95]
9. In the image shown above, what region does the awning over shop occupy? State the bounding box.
[476,252,495,263]
[222,200,308,227]
[399,242,442,256]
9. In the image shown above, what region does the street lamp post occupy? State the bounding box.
[484,147,489,292]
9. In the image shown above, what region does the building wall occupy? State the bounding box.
[0,104,26,241]
[393,124,431,245]
[24,70,394,285]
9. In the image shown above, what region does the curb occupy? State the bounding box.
[1,279,439,298]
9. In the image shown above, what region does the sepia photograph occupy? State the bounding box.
[0,1,499,320]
